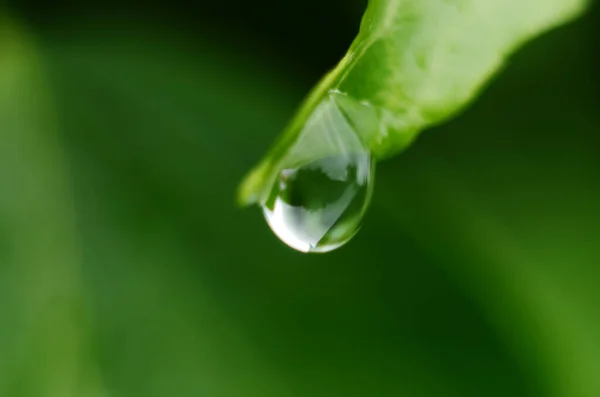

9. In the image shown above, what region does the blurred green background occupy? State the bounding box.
[1,1,599,396]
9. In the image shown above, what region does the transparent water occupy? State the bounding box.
[263,153,373,253]
[261,93,375,253]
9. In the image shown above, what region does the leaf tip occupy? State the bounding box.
[237,161,271,207]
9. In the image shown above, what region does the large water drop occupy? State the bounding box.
[261,93,375,253]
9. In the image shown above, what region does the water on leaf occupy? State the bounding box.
[263,153,373,253]
[261,94,375,253]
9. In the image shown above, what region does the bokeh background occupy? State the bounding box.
[1,1,599,396]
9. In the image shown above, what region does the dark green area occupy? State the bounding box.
[0,1,599,397]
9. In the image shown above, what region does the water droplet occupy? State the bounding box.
[263,152,374,253]
[261,94,375,253]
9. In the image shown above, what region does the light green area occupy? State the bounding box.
[0,18,100,397]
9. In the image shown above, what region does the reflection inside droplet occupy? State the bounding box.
[262,152,374,253]
[258,92,378,253]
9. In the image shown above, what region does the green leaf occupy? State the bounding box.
[3,10,599,397]
[373,17,600,396]
[238,0,589,206]
[3,18,534,397]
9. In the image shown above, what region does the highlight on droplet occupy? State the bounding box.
[260,93,375,253]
